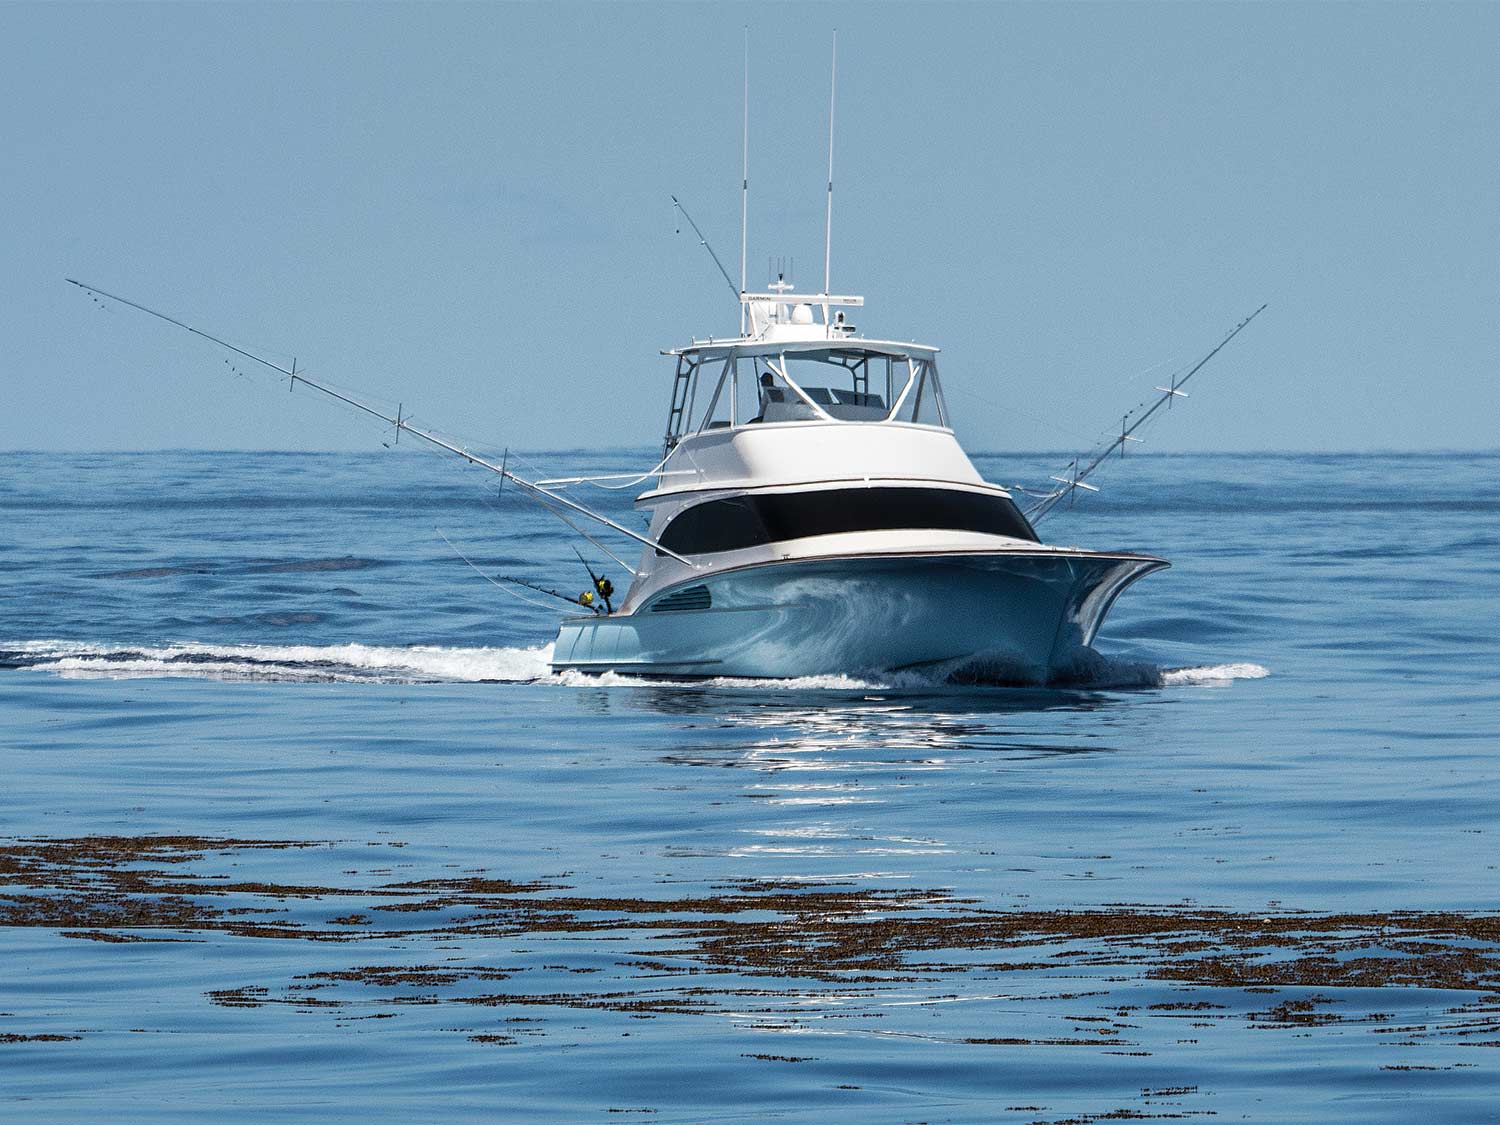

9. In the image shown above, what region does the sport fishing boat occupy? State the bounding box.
[64,270,1260,684]
[550,284,1169,680]
[67,38,1262,683]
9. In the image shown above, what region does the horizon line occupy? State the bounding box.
[3,446,1497,458]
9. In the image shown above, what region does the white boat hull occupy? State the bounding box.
[550,550,1167,682]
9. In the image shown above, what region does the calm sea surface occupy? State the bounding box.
[1,449,1498,1122]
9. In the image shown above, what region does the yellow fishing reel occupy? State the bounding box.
[578,572,612,614]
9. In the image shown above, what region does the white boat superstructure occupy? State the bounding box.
[550,285,1167,680]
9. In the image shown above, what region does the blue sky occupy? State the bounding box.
[3,1,1496,453]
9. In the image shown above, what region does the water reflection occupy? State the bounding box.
[628,681,1134,720]
[651,688,1137,779]
[637,685,1149,871]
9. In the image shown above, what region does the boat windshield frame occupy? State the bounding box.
[661,340,948,451]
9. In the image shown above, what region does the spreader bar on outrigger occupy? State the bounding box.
[1022,303,1267,523]
[66,278,695,568]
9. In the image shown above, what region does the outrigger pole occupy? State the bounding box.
[66,277,697,567]
[672,198,738,302]
[1025,303,1268,523]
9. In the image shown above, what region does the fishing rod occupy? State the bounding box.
[571,546,614,613]
[503,572,596,610]
[67,277,696,567]
[1024,304,1267,522]
[435,527,590,613]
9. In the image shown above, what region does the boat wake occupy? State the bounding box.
[0,640,554,684]
[1,639,1268,691]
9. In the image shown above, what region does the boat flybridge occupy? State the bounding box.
[548,283,1168,680]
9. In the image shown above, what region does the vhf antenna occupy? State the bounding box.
[740,26,749,335]
[822,29,837,296]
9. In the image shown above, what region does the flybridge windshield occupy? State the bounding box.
[663,347,948,450]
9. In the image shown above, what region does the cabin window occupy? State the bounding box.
[655,496,768,555]
[656,487,1038,555]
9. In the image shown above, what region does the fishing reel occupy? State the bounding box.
[578,575,614,614]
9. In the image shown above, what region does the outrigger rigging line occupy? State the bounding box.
[66,278,696,568]
[1022,304,1268,523]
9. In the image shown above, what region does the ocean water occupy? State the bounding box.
[1,448,1498,1122]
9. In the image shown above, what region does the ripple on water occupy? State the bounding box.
[2,451,1497,1121]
